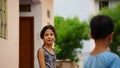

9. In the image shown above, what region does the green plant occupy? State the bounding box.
[54,16,89,62]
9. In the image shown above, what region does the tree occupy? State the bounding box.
[99,3,120,56]
[54,16,89,62]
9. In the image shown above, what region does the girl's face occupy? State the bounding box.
[43,29,56,45]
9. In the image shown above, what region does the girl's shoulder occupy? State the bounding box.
[38,48,43,52]
[37,48,44,56]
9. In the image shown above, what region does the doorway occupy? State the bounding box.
[19,17,34,68]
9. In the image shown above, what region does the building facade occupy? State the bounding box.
[90,0,120,15]
[0,0,54,68]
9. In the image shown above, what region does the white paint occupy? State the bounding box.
[0,0,19,68]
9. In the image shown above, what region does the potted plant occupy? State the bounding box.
[54,16,89,68]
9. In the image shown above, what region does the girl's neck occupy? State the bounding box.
[43,44,52,49]
[43,44,55,55]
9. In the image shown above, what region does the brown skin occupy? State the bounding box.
[38,29,56,68]
[38,49,46,68]
[90,32,113,55]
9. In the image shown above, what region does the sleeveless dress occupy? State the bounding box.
[38,48,56,68]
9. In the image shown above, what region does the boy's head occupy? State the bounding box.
[90,15,114,40]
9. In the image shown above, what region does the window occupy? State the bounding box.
[47,9,50,18]
[0,0,7,39]
[99,1,108,10]
[20,4,31,12]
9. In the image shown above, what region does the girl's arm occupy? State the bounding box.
[38,48,46,68]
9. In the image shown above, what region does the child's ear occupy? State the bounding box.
[108,32,113,43]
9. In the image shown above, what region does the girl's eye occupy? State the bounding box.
[44,33,54,37]
[50,33,54,36]
[45,34,48,36]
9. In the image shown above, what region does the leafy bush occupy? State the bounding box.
[54,16,89,62]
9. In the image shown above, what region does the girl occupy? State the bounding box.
[38,25,57,68]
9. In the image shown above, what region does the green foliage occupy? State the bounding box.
[99,3,120,56]
[54,16,89,62]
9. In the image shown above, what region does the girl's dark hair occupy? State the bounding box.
[90,15,114,40]
[40,25,57,39]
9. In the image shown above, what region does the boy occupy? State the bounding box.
[83,15,120,68]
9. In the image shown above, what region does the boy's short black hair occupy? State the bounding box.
[90,15,114,40]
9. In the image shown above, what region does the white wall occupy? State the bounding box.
[90,0,96,15]
[90,0,104,17]
[20,3,43,68]
[41,0,54,26]
[109,0,120,8]
[20,0,54,68]
[0,0,19,68]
